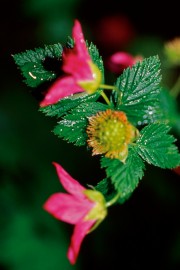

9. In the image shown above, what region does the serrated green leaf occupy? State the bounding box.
[158,88,180,134]
[88,42,104,82]
[117,55,161,104]
[95,178,117,202]
[159,88,178,121]
[115,55,162,125]
[39,91,101,118]
[101,148,145,199]
[54,102,108,146]
[136,123,180,168]
[13,43,63,87]
[65,36,74,48]
[117,98,163,126]
[95,177,132,204]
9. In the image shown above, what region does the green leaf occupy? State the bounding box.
[95,177,132,204]
[39,91,101,118]
[54,102,108,146]
[101,148,145,199]
[157,88,178,122]
[65,36,74,48]
[158,88,180,134]
[115,55,162,125]
[13,43,63,87]
[88,42,104,82]
[136,123,180,168]
[95,178,117,202]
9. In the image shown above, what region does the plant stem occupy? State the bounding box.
[106,193,121,207]
[99,84,116,90]
[100,91,110,105]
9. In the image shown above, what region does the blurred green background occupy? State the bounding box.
[0,0,180,269]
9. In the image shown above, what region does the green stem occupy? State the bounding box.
[170,76,180,97]
[106,193,121,207]
[100,91,110,105]
[99,84,116,90]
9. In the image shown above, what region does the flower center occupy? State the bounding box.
[98,117,126,150]
[83,189,107,232]
[86,109,139,162]
[78,61,102,94]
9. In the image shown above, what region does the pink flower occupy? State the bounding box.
[107,51,143,74]
[40,20,102,107]
[43,162,107,264]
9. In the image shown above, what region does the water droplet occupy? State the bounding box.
[28,72,36,79]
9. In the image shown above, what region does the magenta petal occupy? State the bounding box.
[110,52,135,66]
[67,219,95,264]
[63,54,92,80]
[72,20,90,59]
[107,51,135,74]
[43,193,93,224]
[62,20,92,80]
[40,76,83,107]
[53,162,87,199]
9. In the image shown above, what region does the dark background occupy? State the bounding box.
[0,1,180,269]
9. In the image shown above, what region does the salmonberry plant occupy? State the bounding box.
[13,20,180,264]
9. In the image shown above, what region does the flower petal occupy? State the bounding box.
[53,162,87,199]
[63,53,92,81]
[72,19,90,59]
[62,20,92,81]
[67,219,95,264]
[43,193,94,224]
[107,51,135,74]
[40,76,83,107]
